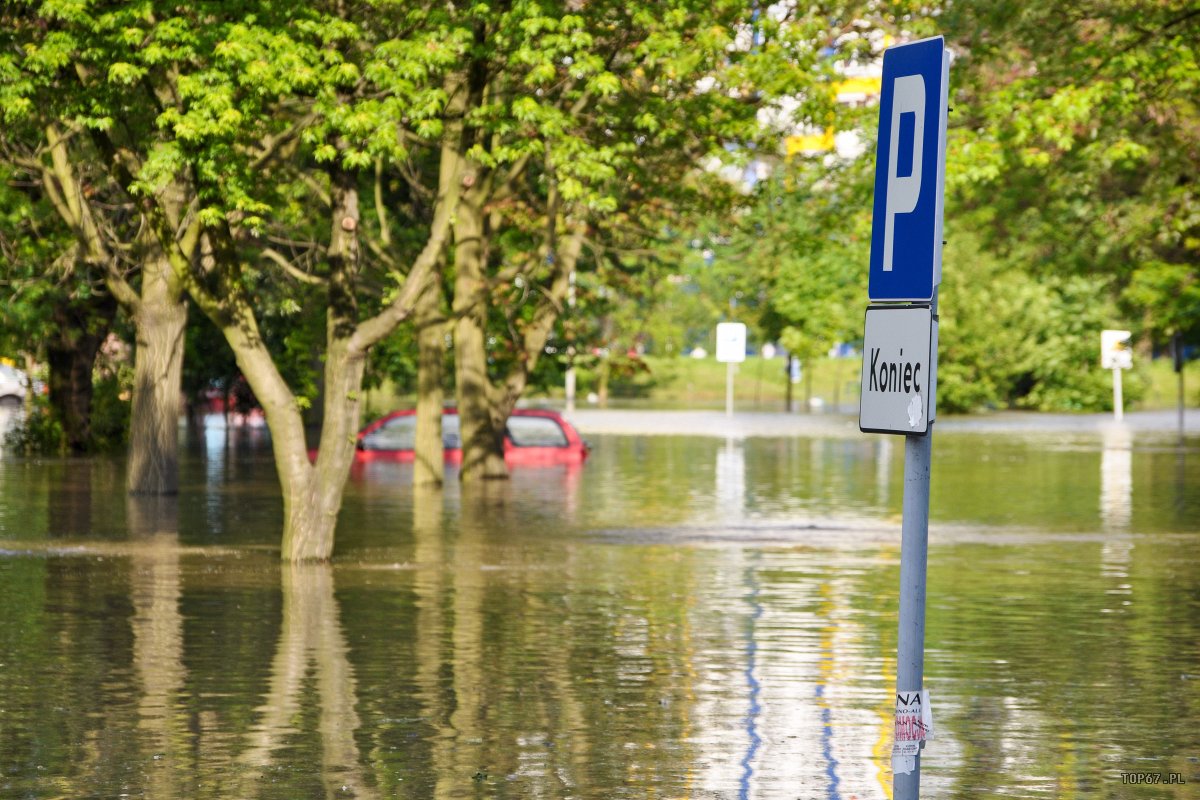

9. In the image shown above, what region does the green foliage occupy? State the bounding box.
[937,227,1144,412]
[944,1,1200,348]
[89,367,131,451]
[365,325,422,395]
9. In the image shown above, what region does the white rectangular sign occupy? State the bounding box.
[715,322,747,363]
[1101,329,1132,370]
[860,306,936,435]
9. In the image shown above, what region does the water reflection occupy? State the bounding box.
[1099,423,1132,532]
[717,437,746,520]
[876,437,894,508]
[234,564,375,799]
[128,496,186,800]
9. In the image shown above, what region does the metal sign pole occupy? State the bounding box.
[1112,367,1124,422]
[894,425,933,798]
[892,289,937,799]
[859,36,947,798]
[726,361,735,418]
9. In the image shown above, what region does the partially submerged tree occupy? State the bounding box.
[0,0,889,555]
[441,1,857,481]
[3,2,466,557]
[2,9,193,490]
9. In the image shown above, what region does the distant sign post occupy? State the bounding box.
[857,35,949,800]
[716,322,746,418]
[1101,329,1132,422]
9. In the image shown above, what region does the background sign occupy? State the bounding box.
[1101,329,1133,369]
[868,36,949,302]
[860,306,936,435]
[715,322,747,363]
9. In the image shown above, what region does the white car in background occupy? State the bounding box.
[0,363,29,408]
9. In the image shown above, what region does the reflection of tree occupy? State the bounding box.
[238,563,376,800]
[128,495,186,800]
[439,484,493,792]
[411,482,456,800]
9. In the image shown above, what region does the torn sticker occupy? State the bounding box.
[906,394,923,428]
[893,688,934,761]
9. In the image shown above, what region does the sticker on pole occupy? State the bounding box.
[892,688,934,775]
[859,306,936,435]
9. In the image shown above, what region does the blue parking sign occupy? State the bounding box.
[868,36,949,302]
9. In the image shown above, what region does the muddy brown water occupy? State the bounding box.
[1,418,1198,798]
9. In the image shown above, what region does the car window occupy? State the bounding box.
[361,415,415,451]
[441,414,461,448]
[506,415,568,447]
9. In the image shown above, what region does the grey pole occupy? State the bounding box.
[726,361,735,418]
[1112,367,1124,422]
[894,426,932,799]
[894,289,937,800]
[1174,334,1185,442]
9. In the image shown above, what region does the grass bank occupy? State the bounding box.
[363,354,1198,417]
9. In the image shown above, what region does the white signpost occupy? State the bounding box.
[1101,329,1133,421]
[857,35,949,800]
[716,322,746,418]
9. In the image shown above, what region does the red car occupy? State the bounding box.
[353,408,589,465]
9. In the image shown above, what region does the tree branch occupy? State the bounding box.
[262,247,327,285]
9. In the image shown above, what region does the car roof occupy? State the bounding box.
[378,407,563,418]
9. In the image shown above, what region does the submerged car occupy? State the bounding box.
[0,363,30,408]
[354,408,589,465]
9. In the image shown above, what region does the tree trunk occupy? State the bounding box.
[278,163,369,561]
[597,357,610,408]
[46,341,95,451]
[127,246,188,494]
[804,359,812,413]
[453,192,509,484]
[46,291,116,451]
[182,228,353,560]
[414,281,445,488]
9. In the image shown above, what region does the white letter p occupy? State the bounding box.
[883,74,925,271]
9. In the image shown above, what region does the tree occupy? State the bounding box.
[944,1,1200,351]
[0,159,120,452]
[2,1,465,557]
[439,1,862,480]
[2,11,192,489]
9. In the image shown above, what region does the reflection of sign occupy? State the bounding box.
[859,306,936,435]
[716,322,747,363]
[893,688,934,757]
[869,36,949,302]
[1101,329,1133,370]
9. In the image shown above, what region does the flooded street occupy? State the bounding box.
[1,418,1199,798]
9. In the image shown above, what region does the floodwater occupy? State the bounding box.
[1,417,1199,799]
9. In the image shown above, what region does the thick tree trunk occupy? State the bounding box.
[414,282,446,488]
[127,246,188,494]
[46,291,115,451]
[280,337,367,562]
[453,192,509,484]
[46,342,96,451]
[278,170,367,561]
